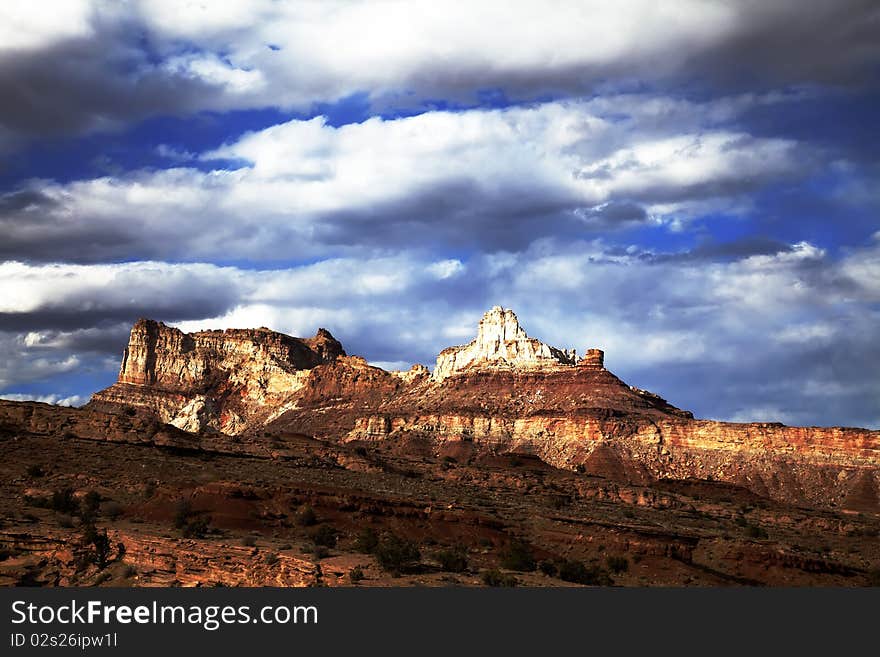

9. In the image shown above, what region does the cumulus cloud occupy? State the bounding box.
[0,331,83,390]
[0,96,815,263]
[0,261,244,331]
[0,392,84,407]
[0,1,877,143]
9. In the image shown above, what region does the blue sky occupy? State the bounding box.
[0,1,878,427]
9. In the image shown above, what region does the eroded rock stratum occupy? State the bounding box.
[79,307,879,512]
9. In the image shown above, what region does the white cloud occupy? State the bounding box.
[4,96,814,264]
[129,1,737,109]
[0,260,243,316]
[0,1,93,52]
[1,2,875,147]
[164,53,267,95]
[0,393,84,407]
[427,259,465,280]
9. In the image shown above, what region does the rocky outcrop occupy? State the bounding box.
[343,307,880,511]
[348,411,880,510]
[89,319,346,434]
[79,308,880,510]
[432,306,578,381]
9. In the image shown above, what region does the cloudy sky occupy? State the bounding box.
[0,1,878,427]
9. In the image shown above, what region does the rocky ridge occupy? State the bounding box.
[432,306,579,381]
[89,319,350,434]
[79,308,880,511]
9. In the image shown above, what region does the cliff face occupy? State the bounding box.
[348,411,879,510]
[89,319,349,434]
[84,309,880,511]
[433,306,577,381]
[117,319,343,388]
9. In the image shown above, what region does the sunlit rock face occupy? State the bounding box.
[78,309,880,512]
[89,319,347,434]
[432,306,578,381]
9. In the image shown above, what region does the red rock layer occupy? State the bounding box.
[83,317,880,510]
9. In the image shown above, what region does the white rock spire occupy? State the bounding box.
[432,306,577,381]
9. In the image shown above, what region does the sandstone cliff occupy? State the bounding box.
[83,309,880,510]
[88,319,349,434]
[433,306,578,381]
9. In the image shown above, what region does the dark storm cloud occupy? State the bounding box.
[0,198,145,263]
[580,202,647,226]
[0,261,244,331]
[0,1,877,146]
[0,300,231,332]
[643,238,796,263]
[693,1,880,90]
[629,319,880,429]
[37,323,134,356]
[376,1,880,109]
[0,189,59,213]
[313,179,590,254]
[0,19,226,141]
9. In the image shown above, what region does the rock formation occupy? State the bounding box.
[89,319,349,434]
[82,308,880,511]
[432,306,577,381]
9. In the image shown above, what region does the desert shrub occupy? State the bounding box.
[434,546,469,573]
[26,464,45,478]
[312,546,330,560]
[264,552,279,565]
[57,514,76,528]
[349,566,365,583]
[80,491,102,522]
[172,498,209,538]
[538,560,558,577]
[102,501,124,521]
[311,525,338,548]
[50,488,79,515]
[181,516,210,539]
[354,527,379,553]
[746,524,769,540]
[375,533,421,573]
[172,499,192,529]
[0,548,19,561]
[557,560,612,586]
[295,505,318,527]
[241,536,257,547]
[481,569,517,587]
[77,523,113,570]
[499,539,536,572]
[606,556,629,574]
[143,480,157,499]
[547,494,570,510]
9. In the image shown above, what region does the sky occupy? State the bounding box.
[0,0,878,428]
